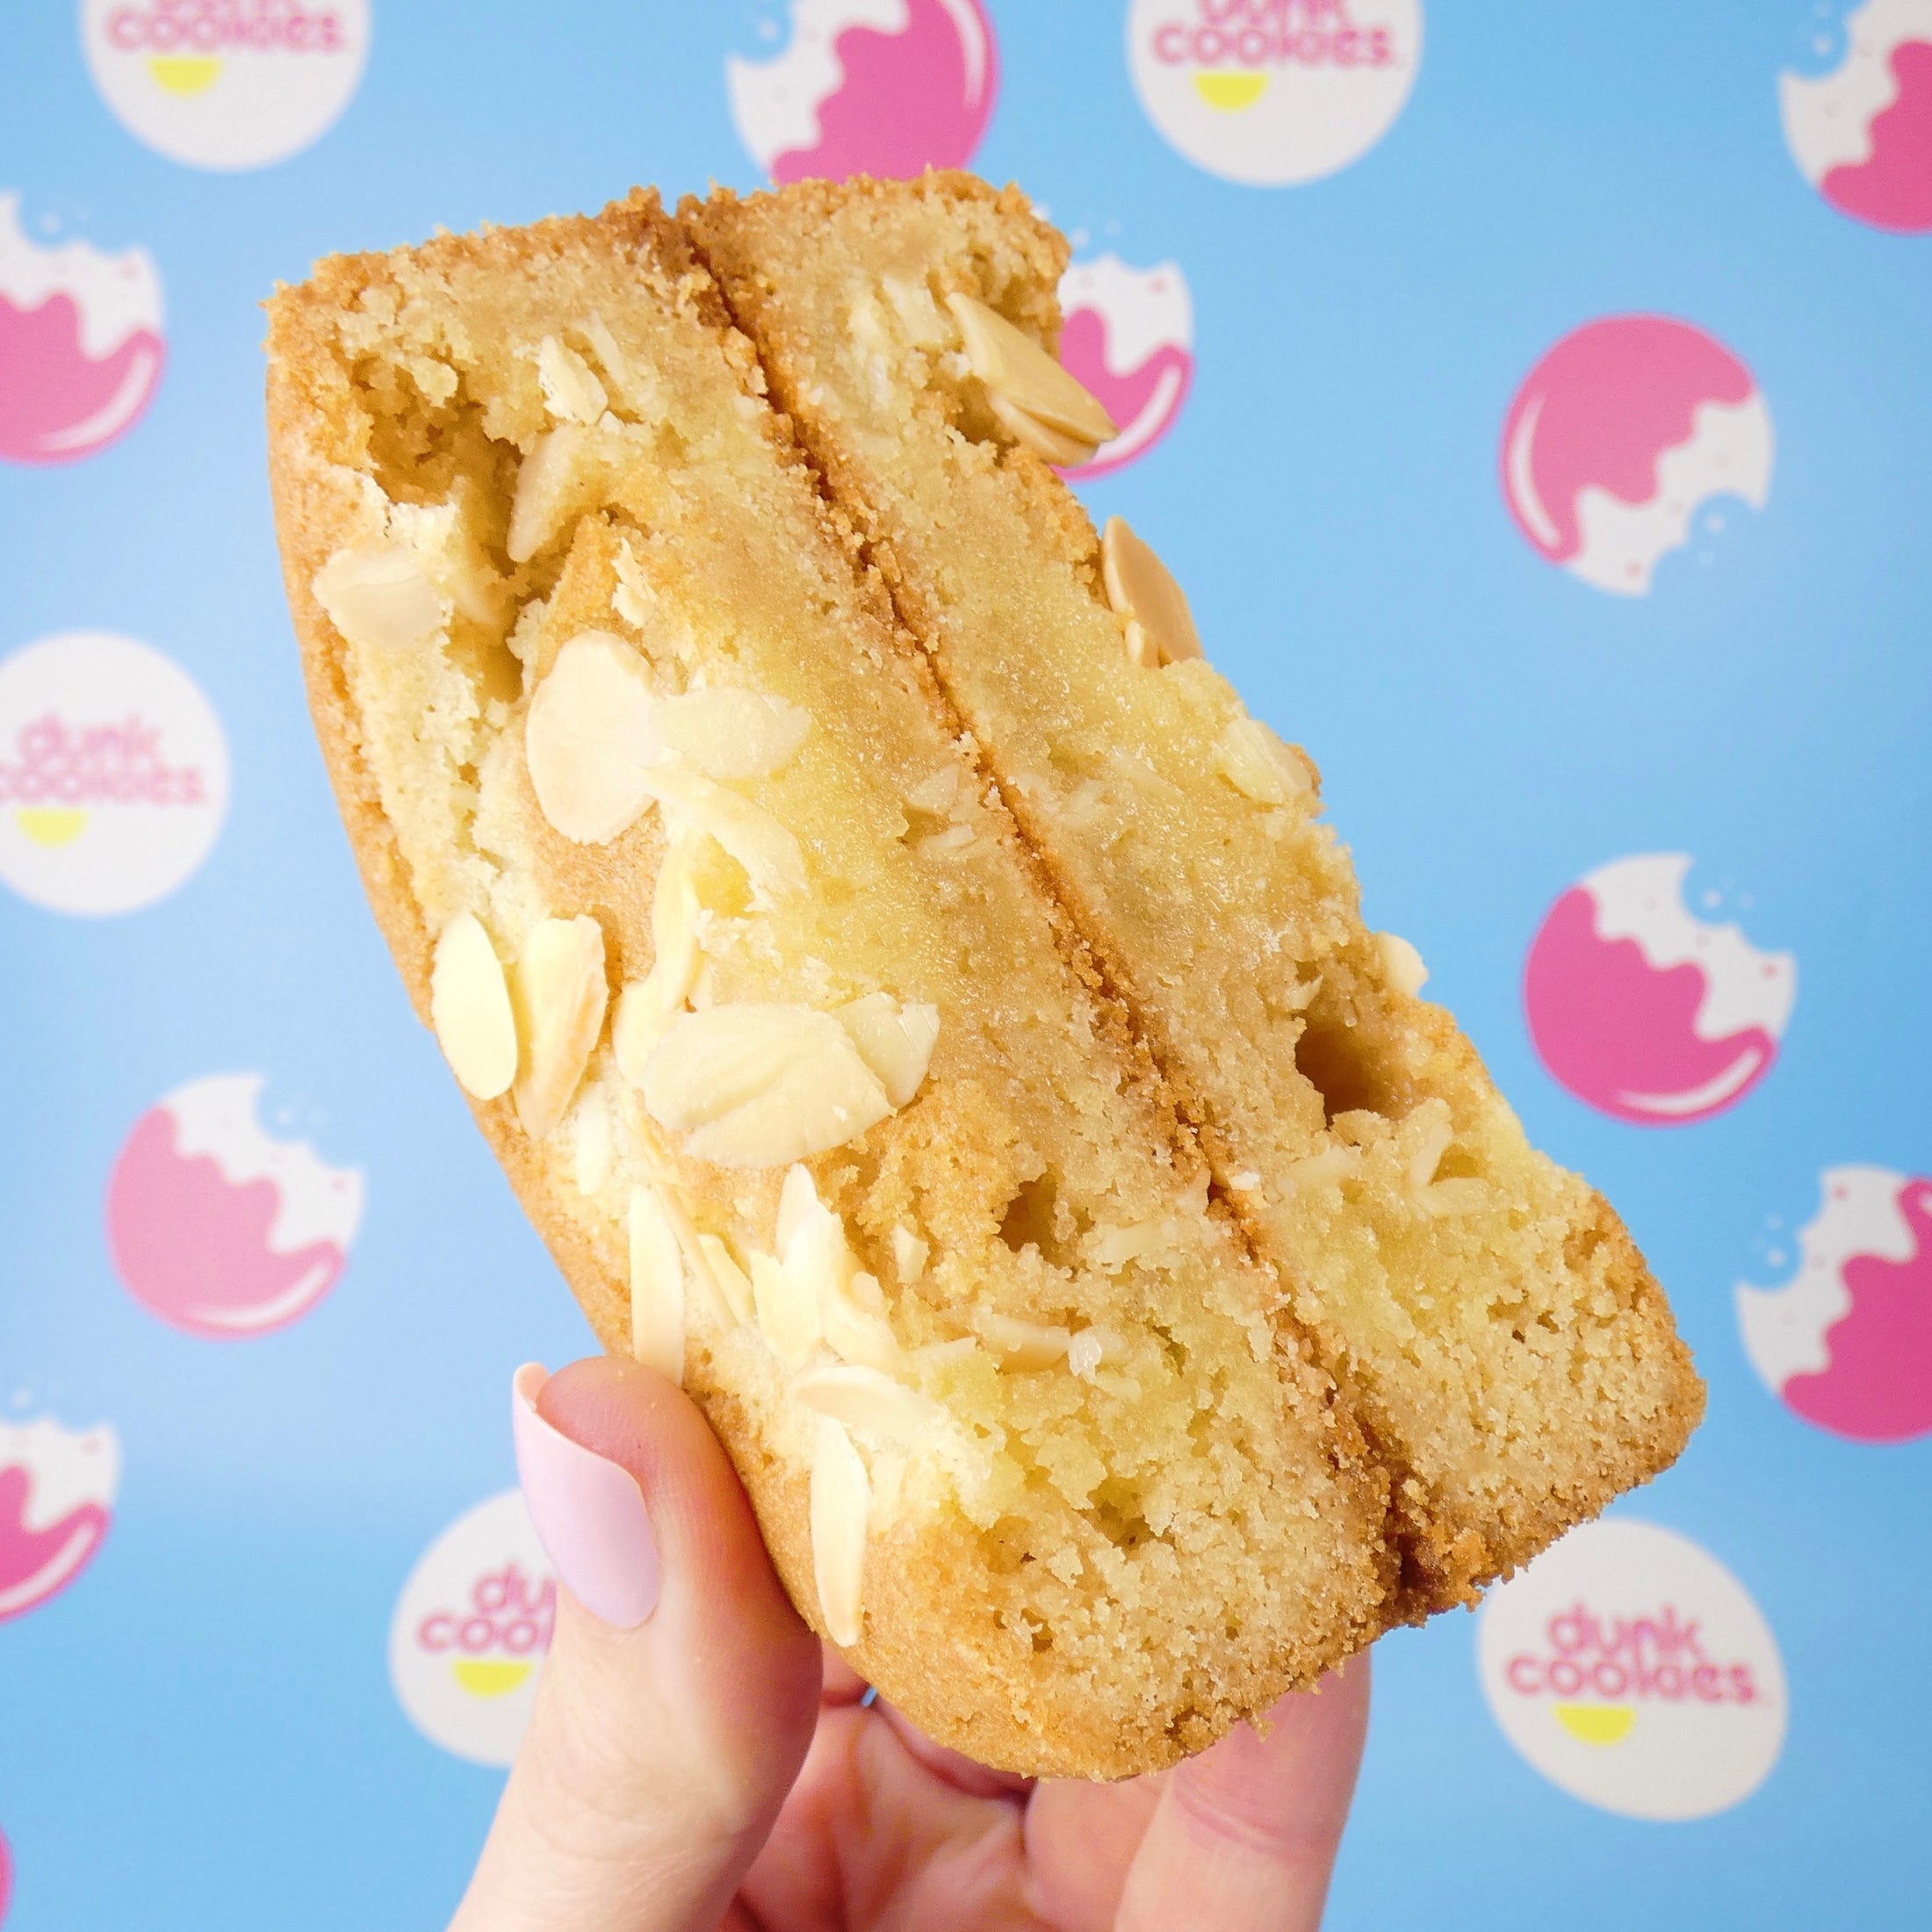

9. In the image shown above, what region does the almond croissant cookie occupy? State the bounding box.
[264,191,1395,1779]
[682,173,1703,1611]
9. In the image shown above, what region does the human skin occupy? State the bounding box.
[450,1355,1372,1932]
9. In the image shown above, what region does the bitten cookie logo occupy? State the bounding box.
[0,1416,119,1624]
[1501,316,1774,596]
[1525,854,1795,1126]
[1739,1167,1932,1442]
[1782,0,1932,232]
[1127,0,1421,187]
[107,1074,363,1339]
[1056,256,1194,481]
[1480,1520,1786,1821]
[0,633,227,917]
[391,1489,555,1766]
[81,0,370,171]
[0,194,163,465]
[728,0,997,184]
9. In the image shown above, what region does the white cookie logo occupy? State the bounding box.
[1480,1519,1785,1820]
[81,0,371,171]
[0,632,227,916]
[390,1489,555,1767]
[1127,0,1422,186]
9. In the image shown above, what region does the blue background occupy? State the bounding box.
[1,2,1927,1925]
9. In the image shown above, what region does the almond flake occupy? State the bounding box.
[629,1185,685,1384]
[1406,1109,1456,1197]
[1101,517,1203,667]
[642,1003,891,1169]
[525,631,660,844]
[652,688,810,781]
[636,764,805,903]
[976,1311,1072,1372]
[1067,1326,1122,1381]
[1375,930,1430,998]
[507,424,588,565]
[511,915,609,1141]
[313,543,446,653]
[537,335,609,426]
[696,1234,756,1326]
[836,993,941,1109]
[986,389,1099,467]
[429,913,518,1101]
[776,1163,823,1258]
[810,1416,869,1648]
[572,1087,611,1195]
[750,1247,822,1369]
[946,292,1117,446]
[793,1364,938,1448]
[890,1225,929,1284]
[1214,717,1311,807]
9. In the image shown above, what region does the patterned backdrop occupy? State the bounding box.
[2,3,1928,1926]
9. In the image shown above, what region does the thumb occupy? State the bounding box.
[450,1358,820,1932]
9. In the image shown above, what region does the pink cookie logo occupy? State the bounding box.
[728,0,997,183]
[1501,315,1774,595]
[1524,854,1795,1126]
[1127,0,1422,187]
[0,1416,119,1625]
[0,193,163,465]
[106,1073,363,1340]
[1480,1519,1785,1820]
[1738,1167,1932,1443]
[81,0,370,172]
[1782,0,1932,232]
[0,1823,10,1923]
[1056,256,1194,481]
[390,1490,556,1765]
[0,632,227,917]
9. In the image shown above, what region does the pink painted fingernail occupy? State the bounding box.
[512,1363,660,1630]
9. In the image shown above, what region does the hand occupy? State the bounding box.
[450,1356,1371,1932]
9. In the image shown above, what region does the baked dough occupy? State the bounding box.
[265,191,1393,1780]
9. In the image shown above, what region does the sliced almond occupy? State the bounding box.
[976,1310,1072,1372]
[636,764,805,904]
[571,1086,611,1195]
[652,688,810,782]
[429,912,518,1101]
[750,1247,822,1369]
[697,1233,756,1326]
[507,424,587,565]
[836,993,941,1109]
[793,1364,938,1449]
[986,389,1099,467]
[1374,930,1430,998]
[1087,1219,1171,1269]
[313,543,446,654]
[642,1004,892,1169]
[524,631,660,844]
[821,1274,903,1374]
[511,915,609,1140]
[1067,1326,1122,1381]
[1214,717,1312,808]
[890,1225,929,1284]
[946,292,1117,446]
[903,767,961,818]
[1405,1108,1456,1197]
[776,1162,823,1259]
[537,335,609,426]
[629,1185,685,1384]
[810,1416,869,1648]
[1101,518,1203,667]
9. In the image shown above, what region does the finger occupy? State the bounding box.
[450,1358,821,1932]
[1111,1654,1371,1932]
[1021,1773,1167,1932]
